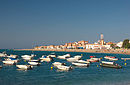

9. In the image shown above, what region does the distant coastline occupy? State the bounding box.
[15,49,130,55]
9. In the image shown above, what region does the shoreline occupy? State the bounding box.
[14,49,130,55]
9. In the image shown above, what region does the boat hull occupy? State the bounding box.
[100,63,122,69]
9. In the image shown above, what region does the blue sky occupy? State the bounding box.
[0,0,130,49]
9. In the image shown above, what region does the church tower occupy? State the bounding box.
[100,33,104,45]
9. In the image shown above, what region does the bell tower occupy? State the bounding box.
[100,33,104,45]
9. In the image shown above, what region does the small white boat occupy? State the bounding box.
[72,62,89,67]
[5,58,19,63]
[66,58,79,62]
[121,58,130,60]
[52,62,65,67]
[21,54,35,58]
[106,57,118,61]
[2,60,16,65]
[0,52,7,57]
[74,55,82,59]
[56,65,73,71]
[87,58,100,62]
[76,60,90,64]
[29,59,40,62]
[0,65,2,68]
[22,57,32,60]
[16,65,33,70]
[57,56,66,59]
[7,54,18,58]
[40,55,53,62]
[64,54,71,58]
[28,62,40,66]
[101,61,114,65]
[100,61,122,69]
[104,56,118,61]
[48,53,56,57]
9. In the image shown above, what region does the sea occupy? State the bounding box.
[0,49,130,85]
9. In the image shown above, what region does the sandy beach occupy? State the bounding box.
[15,49,130,55]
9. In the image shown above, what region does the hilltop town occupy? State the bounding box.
[34,34,123,50]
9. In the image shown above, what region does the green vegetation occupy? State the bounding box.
[122,39,130,49]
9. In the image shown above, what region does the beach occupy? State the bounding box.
[15,49,130,55]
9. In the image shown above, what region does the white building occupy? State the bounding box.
[116,41,123,48]
[86,44,101,49]
[86,44,111,49]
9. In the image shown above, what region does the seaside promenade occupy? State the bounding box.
[15,49,130,55]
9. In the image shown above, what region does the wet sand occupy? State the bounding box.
[15,49,130,55]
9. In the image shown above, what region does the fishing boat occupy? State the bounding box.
[16,65,33,70]
[100,61,122,69]
[2,60,16,65]
[28,61,41,66]
[72,62,89,67]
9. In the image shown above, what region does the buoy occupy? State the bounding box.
[24,60,26,62]
[124,63,127,66]
[124,59,126,61]
[51,66,53,70]
[81,54,83,56]
[97,65,99,67]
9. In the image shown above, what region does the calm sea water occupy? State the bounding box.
[0,49,130,85]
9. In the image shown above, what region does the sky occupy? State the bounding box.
[0,0,130,49]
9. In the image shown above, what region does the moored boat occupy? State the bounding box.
[0,52,7,57]
[121,58,130,60]
[76,60,90,64]
[52,62,65,67]
[5,58,19,63]
[40,55,53,62]
[7,54,18,58]
[28,61,41,66]
[87,58,100,62]
[0,65,2,68]
[57,56,66,59]
[74,55,82,59]
[66,58,79,62]
[104,56,118,61]
[16,65,33,70]
[21,54,35,60]
[56,65,73,71]
[72,62,89,67]
[100,61,122,69]
[2,60,16,65]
